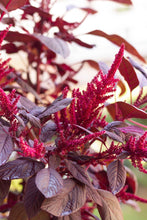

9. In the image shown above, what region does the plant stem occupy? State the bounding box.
[127,118,147,129]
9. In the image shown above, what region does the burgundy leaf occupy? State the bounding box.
[88,167,109,190]
[107,160,126,194]
[65,160,91,187]
[49,155,61,169]
[17,96,36,112]
[125,167,138,194]
[119,57,139,91]
[118,125,145,140]
[38,98,73,119]
[1,0,27,11]
[87,30,145,62]
[117,80,126,96]
[0,157,45,180]
[53,210,81,220]
[0,31,31,43]
[21,5,51,19]
[104,121,128,143]
[39,120,57,142]
[24,176,45,218]
[35,168,63,198]
[2,31,69,58]
[81,7,97,14]
[8,202,27,220]
[97,189,123,220]
[20,111,41,128]
[8,202,50,220]
[0,125,14,165]
[86,185,102,206]
[106,101,147,120]
[104,130,125,143]
[0,179,11,204]
[16,77,42,101]
[33,34,70,58]
[41,178,86,217]
[108,0,132,4]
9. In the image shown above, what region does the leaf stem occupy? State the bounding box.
[127,118,147,129]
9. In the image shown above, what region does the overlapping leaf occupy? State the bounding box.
[53,211,81,220]
[24,176,45,218]
[107,160,126,194]
[119,57,139,91]
[65,160,91,186]
[33,34,70,58]
[2,31,70,58]
[106,101,147,120]
[104,121,128,143]
[0,125,14,165]
[97,189,124,220]
[0,157,45,180]
[40,120,57,142]
[35,168,63,198]
[38,98,73,119]
[41,178,86,217]
[0,179,11,204]
[1,0,27,11]
[87,30,145,62]
[8,202,50,220]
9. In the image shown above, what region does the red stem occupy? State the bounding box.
[127,118,147,129]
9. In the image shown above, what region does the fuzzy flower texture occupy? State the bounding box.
[54,44,125,155]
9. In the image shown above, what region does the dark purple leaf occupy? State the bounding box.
[107,160,126,194]
[8,202,27,220]
[20,110,41,128]
[41,179,86,217]
[86,185,102,206]
[1,0,27,11]
[117,125,145,140]
[24,176,45,218]
[106,101,147,120]
[0,125,14,165]
[40,120,57,142]
[35,168,63,198]
[33,34,70,58]
[8,202,50,220]
[104,130,125,143]
[97,189,123,220]
[87,30,145,62]
[38,98,73,119]
[2,31,69,58]
[53,211,81,220]
[49,155,61,169]
[16,76,42,102]
[65,160,91,187]
[104,121,128,143]
[0,157,45,180]
[0,179,11,204]
[119,57,139,91]
[67,152,92,164]
[17,96,36,112]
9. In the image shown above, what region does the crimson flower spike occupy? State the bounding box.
[107,43,125,79]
